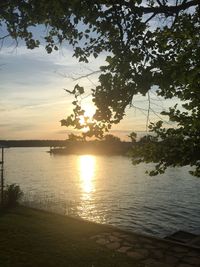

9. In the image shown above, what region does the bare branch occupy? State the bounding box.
[0,34,9,40]
[71,70,101,81]
[144,13,157,24]
[86,76,98,87]
[146,91,151,133]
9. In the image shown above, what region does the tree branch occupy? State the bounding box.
[146,91,151,132]
[156,0,162,6]
[122,0,199,16]
[0,34,10,40]
[144,13,157,24]
[71,70,101,81]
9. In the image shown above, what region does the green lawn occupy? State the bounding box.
[0,206,140,267]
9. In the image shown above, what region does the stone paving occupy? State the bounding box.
[90,231,200,267]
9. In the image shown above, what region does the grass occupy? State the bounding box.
[0,206,140,267]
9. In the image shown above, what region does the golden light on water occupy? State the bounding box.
[79,155,96,195]
[78,155,103,223]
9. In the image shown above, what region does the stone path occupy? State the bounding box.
[90,231,200,266]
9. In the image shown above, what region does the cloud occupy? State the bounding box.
[0,38,176,140]
[55,129,79,135]
[0,122,35,131]
[0,123,11,128]
[11,124,35,131]
[0,42,102,140]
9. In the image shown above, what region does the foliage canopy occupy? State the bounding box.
[1,0,200,176]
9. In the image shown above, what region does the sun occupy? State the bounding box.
[79,103,95,127]
[84,103,95,118]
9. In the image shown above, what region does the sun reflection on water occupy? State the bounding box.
[78,155,105,223]
[79,155,96,197]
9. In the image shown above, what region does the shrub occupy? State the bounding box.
[3,184,23,208]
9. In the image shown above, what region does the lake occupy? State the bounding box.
[4,147,200,238]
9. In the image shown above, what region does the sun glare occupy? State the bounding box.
[79,103,95,126]
[84,103,95,117]
[79,155,95,195]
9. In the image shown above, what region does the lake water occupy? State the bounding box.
[4,147,200,238]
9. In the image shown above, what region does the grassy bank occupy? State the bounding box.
[0,206,138,267]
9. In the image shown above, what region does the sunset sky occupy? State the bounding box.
[0,34,176,141]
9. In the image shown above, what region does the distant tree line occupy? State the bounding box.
[50,135,131,156]
[0,134,127,147]
[0,140,69,147]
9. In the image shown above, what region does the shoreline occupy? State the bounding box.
[0,206,199,267]
[22,203,200,251]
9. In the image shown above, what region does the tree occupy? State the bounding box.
[128,132,137,143]
[104,134,121,143]
[68,133,84,142]
[1,0,200,176]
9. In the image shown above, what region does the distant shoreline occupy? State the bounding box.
[0,140,132,156]
[0,140,71,147]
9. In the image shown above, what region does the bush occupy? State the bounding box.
[3,184,23,208]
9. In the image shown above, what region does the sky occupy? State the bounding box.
[0,29,176,141]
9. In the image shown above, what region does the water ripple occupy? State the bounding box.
[5,148,200,238]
